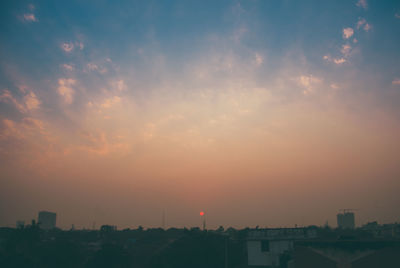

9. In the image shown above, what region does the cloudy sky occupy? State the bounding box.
[1,0,400,229]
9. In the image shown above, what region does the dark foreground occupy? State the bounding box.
[1,224,400,268]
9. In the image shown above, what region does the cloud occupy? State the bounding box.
[77,131,129,155]
[86,63,107,73]
[22,13,37,22]
[323,55,346,65]
[357,18,366,29]
[0,118,24,142]
[61,41,84,53]
[356,0,367,9]
[87,63,99,71]
[61,43,74,53]
[100,96,121,108]
[357,18,371,32]
[114,80,127,91]
[76,42,84,50]
[0,117,50,156]
[57,79,76,104]
[334,58,347,64]
[297,75,322,88]
[341,44,351,57]
[295,75,323,95]
[0,118,43,142]
[0,89,40,113]
[0,90,26,113]
[392,78,400,85]
[343,28,354,39]
[23,91,41,111]
[396,13,400,19]
[330,83,340,89]
[254,53,263,66]
[62,64,74,71]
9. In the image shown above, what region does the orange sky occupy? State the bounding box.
[1,0,400,229]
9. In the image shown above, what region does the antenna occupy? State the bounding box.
[200,211,206,230]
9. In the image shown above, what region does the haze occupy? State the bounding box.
[1,0,400,230]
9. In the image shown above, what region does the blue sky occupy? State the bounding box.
[1,0,400,228]
[1,1,400,112]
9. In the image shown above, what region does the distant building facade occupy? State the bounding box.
[337,212,355,229]
[100,225,117,232]
[38,211,57,230]
[247,228,317,267]
[293,240,400,268]
[362,222,400,239]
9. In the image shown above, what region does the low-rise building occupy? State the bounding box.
[247,228,317,267]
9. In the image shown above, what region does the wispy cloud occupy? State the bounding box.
[0,90,26,113]
[330,83,340,89]
[22,13,37,22]
[1,118,41,141]
[323,55,347,65]
[0,117,51,158]
[254,53,264,66]
[62,64,74,71]
[295,75,323,95]
[392,78,400,85]
[0,89,40,113]
[334,58,347,65]
[341,44,352,57]
[76,42,84,50]
[74,131,129,156]
[87,63,99,71]
[100,96,121,108]
[357,18,366,29]
[356,18,371,31]
[343,28,354,39]
[114,80,127,91]
[23,91,41,111]
[86,63,107,74]
[356,0,367,10]
[396,13,400,19]
[57,79,76,104]
[61,43,74,53]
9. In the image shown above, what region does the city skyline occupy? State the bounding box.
[1,0,400,229]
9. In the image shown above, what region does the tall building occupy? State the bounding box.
[337,211,355,229]
[38,211,57,230]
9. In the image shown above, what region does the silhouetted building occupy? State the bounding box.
[293,240,400,268]
[16,220,25,229]
[38,211,57,230]
[247,228,317,267]
[362,222,400,238]
[337,211,355,229]
[100,225,117,232]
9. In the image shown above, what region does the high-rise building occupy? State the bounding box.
[337,211,355,229]
[38,211,57,230]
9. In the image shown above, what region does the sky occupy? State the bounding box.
[1,0,400,230]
